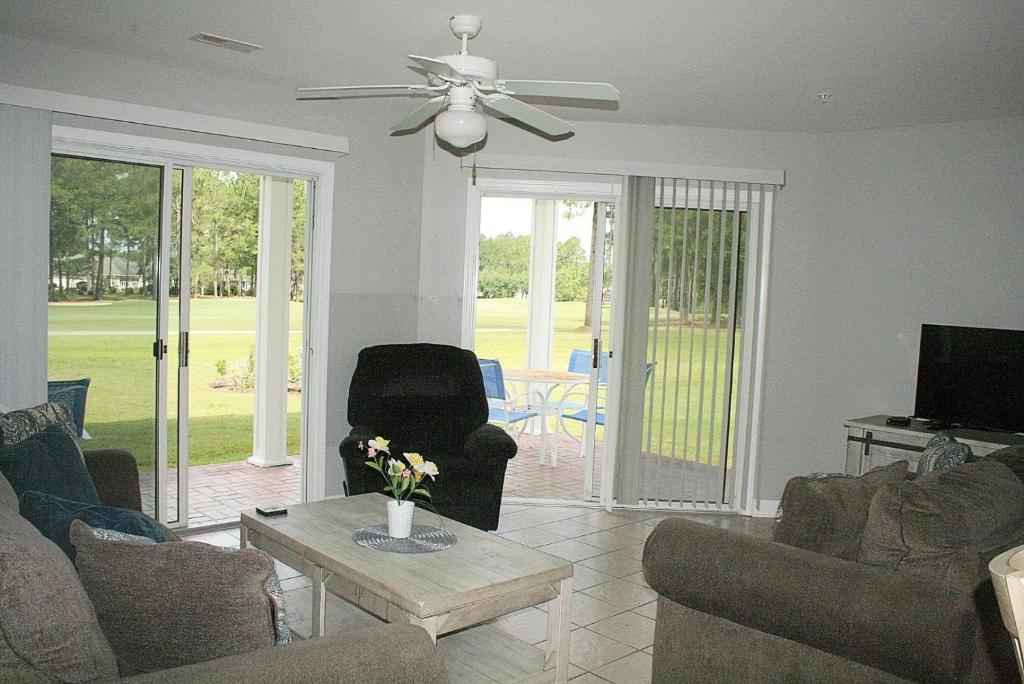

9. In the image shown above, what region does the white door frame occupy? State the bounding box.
[51,124,336,513]
[462,177,620,506]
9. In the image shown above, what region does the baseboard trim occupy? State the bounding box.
[750,499,779,518]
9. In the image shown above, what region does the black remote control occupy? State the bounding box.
[255,505,288,517]
[885,416,912,427]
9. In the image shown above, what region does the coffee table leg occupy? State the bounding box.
[311,565,327,637]
[238,525,248,550]
[407,614,439,644]
[545,577,573,682]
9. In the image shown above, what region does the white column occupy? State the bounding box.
[526,199,557,370]
[248,176,293,467]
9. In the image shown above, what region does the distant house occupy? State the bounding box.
[50,255,146,293]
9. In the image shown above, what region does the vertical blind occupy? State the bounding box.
[613,176,777,509]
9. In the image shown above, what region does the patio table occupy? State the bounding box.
[502,368,588,467]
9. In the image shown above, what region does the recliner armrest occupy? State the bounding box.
[82,448,143,512]
[123,624,447,683]
[463,423,517,463]
[643,517,977,684]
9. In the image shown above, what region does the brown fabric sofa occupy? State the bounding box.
[643,449,1024,683]
[0,448,448,683]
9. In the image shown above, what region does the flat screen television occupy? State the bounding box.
[914,324,1024,433]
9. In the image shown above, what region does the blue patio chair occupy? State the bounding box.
[556,349,612,419]
[478,358,540,439]
[558,362,654,453]
[47,377,91,439]
[567,348,610,384]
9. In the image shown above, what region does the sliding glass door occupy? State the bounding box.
[48,154,174,520]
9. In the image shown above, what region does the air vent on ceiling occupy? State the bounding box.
[189,32,262,54]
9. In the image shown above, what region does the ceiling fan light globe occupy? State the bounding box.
[434,109,487,148]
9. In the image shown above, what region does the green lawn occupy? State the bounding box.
[474,298,738,465]
[48,297,302,468]
[51,296,737,470]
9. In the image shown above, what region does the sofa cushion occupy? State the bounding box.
[772,460,909,561]
[916,432,973,476]
[19,490,165,560]
[859,460,1024,589]
[0,506,118,682]
[0,401,77,448]
[983,445,1024,483]
[70,520,282,675]
[0,424,99,505]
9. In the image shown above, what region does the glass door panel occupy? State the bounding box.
[48,154,164,519]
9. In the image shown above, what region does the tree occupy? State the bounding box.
[290,179,306,301]
[560,201,615,326]
[477,232,531,298]
[50,156,160,300]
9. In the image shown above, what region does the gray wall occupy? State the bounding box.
[0,104,51,411]
[418,116,1024,503]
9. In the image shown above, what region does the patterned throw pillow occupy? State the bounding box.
[916,433,974,476]
[0,402,78,448]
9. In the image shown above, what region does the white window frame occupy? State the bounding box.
[50,124,336,504]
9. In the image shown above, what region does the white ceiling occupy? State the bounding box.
[1,0,1022,134]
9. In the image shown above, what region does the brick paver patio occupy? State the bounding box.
[141,431,604,529]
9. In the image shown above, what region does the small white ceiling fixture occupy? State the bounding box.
[295,14,620,151]
[816,92,833,104]
[189,32,262,54]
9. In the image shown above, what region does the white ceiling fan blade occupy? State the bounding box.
[408,54,464,81]
[391,96,448,132]
[495,80,620,102]
[482,95,572,137]
[296,84,425,93]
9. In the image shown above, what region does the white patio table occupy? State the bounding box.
[501,368,588,467]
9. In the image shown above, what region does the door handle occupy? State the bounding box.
[180,331,189,368]
[592,338,600,369]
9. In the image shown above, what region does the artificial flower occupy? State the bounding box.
[413,459,439,480]
[368,436,391,454]
[387,458,405,475]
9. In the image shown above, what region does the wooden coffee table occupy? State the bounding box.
[240,494,574,682]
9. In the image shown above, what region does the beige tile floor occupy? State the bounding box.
[184,501,774,683]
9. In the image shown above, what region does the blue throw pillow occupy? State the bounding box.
[19,490,165,560]
[0,425,99,505]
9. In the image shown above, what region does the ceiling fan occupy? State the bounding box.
[296,15,620,150]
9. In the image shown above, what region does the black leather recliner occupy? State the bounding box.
[338,343,517,530]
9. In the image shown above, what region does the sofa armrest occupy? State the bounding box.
[643,517,977,683]
[123,624,446,683]
[82,448,143,512]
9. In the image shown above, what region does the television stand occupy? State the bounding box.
[844,415,1024,475]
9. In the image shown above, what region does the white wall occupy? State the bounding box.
[0,104,51,411]
[418,115,1024,502]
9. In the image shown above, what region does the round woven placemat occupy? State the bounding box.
[352,524,457,554]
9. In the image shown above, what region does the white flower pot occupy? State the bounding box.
[387,499,415,538]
